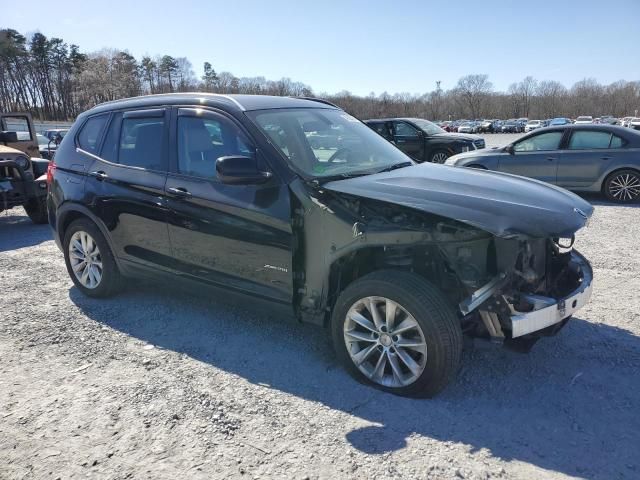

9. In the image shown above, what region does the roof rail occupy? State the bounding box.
[294,97,340,109]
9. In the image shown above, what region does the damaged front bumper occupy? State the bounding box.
[461,250,593,339]
[510,251,592,337]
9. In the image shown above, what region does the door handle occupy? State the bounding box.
[600,156,611,161]
[546,157,556,161]
[89,170,108,180]
[167,186,192,198]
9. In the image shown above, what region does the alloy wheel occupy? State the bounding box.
[608,172,640,202]
[431,152,449,164]
[343,296,427,388]
[68,231,103,289]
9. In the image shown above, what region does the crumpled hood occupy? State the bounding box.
[323,163,594,238]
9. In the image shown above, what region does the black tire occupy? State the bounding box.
[331,270,463,398]
[429,150,450,164]
[603,169,640,203]
[63,218,121,298]
[24,197,48,224]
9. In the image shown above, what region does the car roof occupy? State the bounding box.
[85,93,338,116]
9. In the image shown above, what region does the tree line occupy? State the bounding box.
[1,28,639,122]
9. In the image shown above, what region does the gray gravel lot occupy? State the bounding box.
[1,174,639,478]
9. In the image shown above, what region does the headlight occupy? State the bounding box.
[15,156,30,170]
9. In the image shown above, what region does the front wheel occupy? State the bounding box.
[331,270,463,397]
[429,150,450,164]
[603,169,640,203]
[25,197,48,224]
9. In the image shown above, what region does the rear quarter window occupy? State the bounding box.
[77,114,109,154]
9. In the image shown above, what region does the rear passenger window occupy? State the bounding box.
[370,123,392,141]
[77,114,109,153]
[568,131,612,150]
[177,113,252,179]
[118,114,166,170]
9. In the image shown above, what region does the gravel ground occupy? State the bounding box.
[1,191,639,479]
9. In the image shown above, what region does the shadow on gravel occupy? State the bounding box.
[0,212,52,252]
[70,283,640,480]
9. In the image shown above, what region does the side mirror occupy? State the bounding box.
[0,131,19,143]
[504,144,515,154]
[216,155,272,185]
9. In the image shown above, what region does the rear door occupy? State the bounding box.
[164,107,293,303]
[497,130,565,184]
[392,121,424,161]
[82,108,172,270]
[558,129,624,188]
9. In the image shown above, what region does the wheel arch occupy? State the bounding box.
[600,166,640,193]
[56,203,123,270]
[322,245,466,327]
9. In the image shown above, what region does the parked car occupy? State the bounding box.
[365,117,485,163]
[42,128,69,141]
[629,118,640,131]
[457,121,480,134]
[36,133,58,159]
[48,93,594,397]
[446,124,640,202]
[501,120,523,133]
[549,117,571,126]
[574,116,593,125]
[524,120,544,132]
[0,112,50,223]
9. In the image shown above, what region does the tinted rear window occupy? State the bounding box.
[77,114,109,153]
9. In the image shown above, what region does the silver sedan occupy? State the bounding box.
[445,125,640,202]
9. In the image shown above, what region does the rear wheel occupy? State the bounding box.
[25,197,48,224]
[63,218,121,297]
[603,169,640,203]
[331,270,462,397]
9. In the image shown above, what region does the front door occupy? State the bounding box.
[0,113,40,158]
[392,121,424,161]
[497,130,565,184]
[164,107,293,303]
[83,108,172,270]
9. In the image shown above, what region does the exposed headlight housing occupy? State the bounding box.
[15,156,30,170]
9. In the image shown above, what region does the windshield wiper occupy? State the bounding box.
[374,161,413,174]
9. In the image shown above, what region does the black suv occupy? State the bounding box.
[364,118,485,163]
[49,94,593,397]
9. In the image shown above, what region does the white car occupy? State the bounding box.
[524,120,543,132]
[628,118,640,131]
[574,116,593,124]
[457,122,479,133]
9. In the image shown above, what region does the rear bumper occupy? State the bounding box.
[510,251,593,338]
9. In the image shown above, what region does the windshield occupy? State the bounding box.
[246,108,413,179]
[411,119,444,135]
[527,120,540,125]
[577,116,592,121]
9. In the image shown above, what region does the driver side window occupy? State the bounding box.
[513,131,563,152]
[177,113,253,179]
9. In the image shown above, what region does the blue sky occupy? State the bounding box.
[4,0,639,95]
